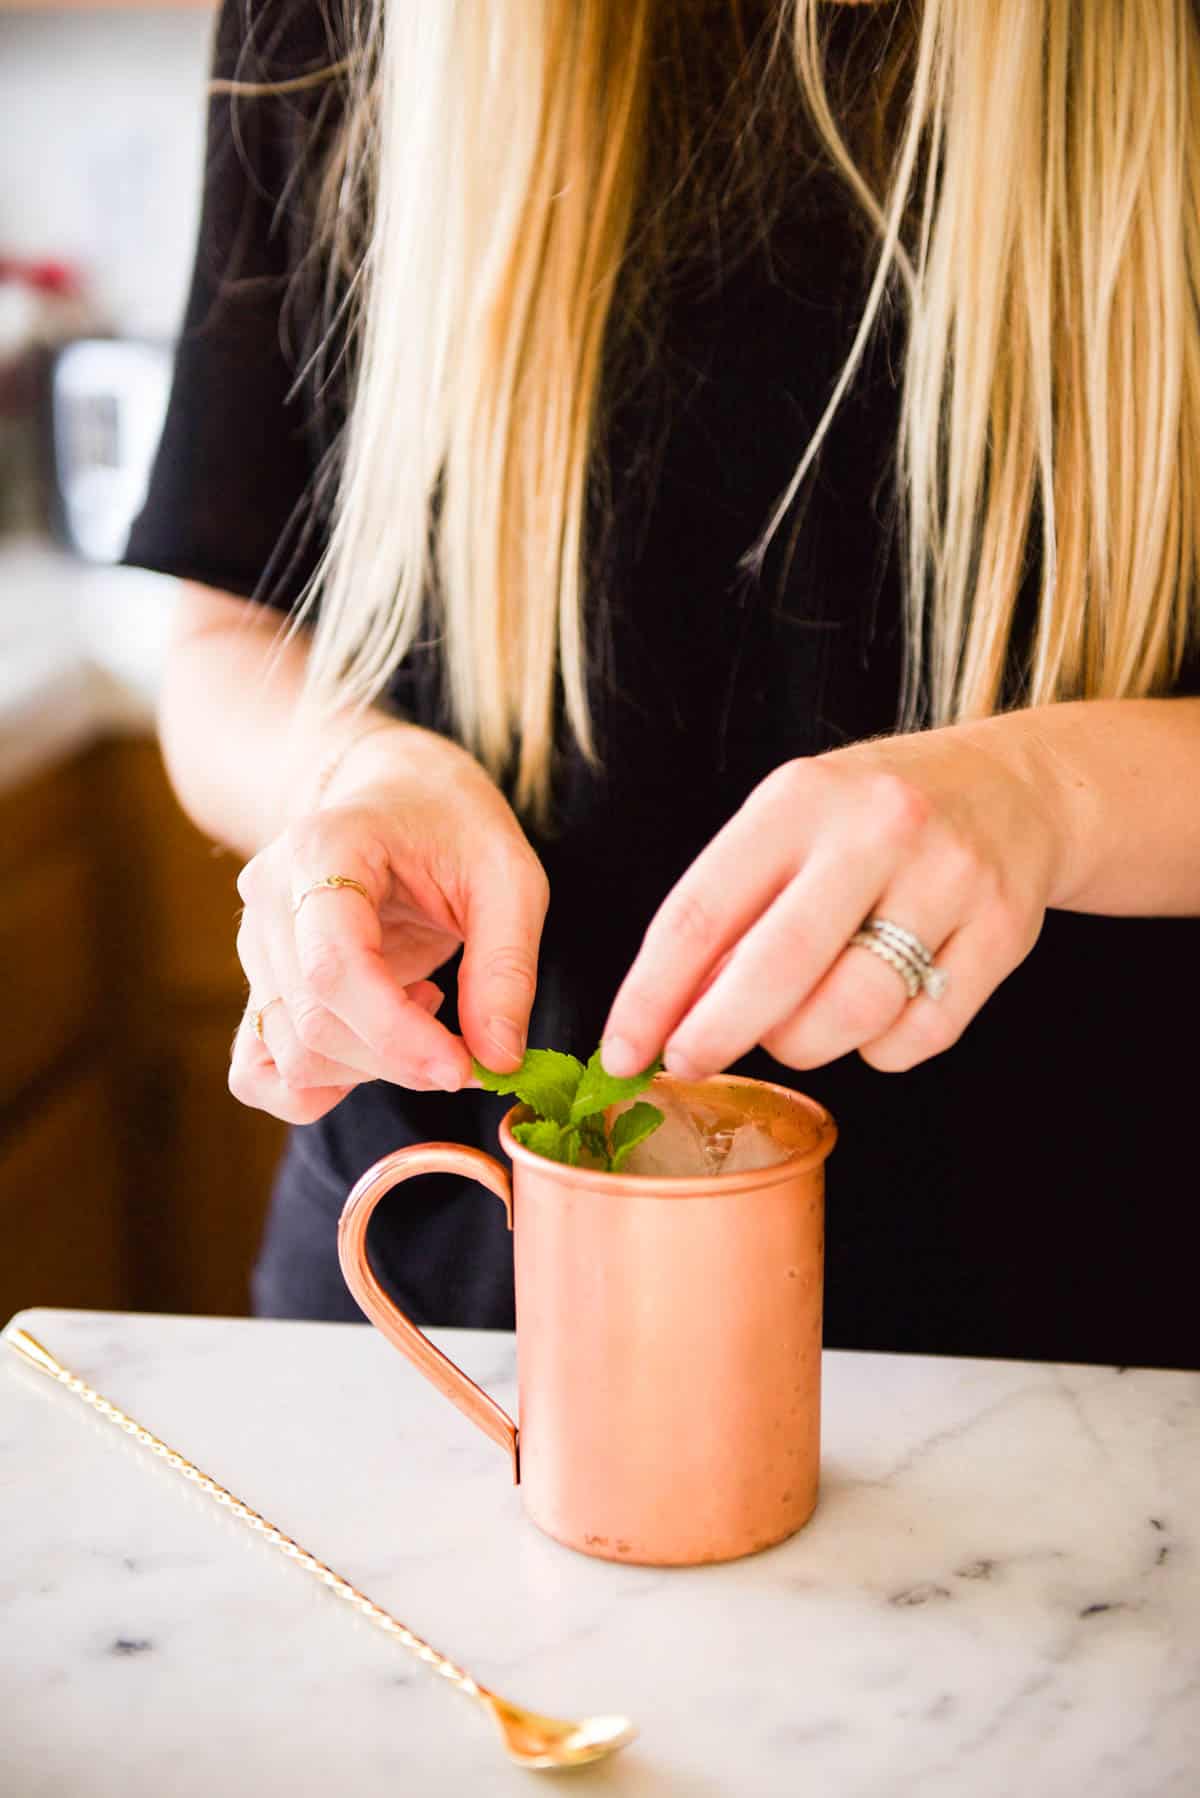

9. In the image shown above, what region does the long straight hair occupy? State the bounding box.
[284,0,1200,820]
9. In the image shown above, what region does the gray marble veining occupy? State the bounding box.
[2,1307,1197,1796]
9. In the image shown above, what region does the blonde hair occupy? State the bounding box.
[281,0,1200,819]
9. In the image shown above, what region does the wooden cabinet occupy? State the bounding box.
[0,751,127,1316]
[0,777,102,1103]
[0,738,285,1324]
[99,738,246,1004]
[0,1068,127,1312]
[135,1019,288,1316]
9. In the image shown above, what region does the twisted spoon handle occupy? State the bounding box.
[3,1325,482,1700]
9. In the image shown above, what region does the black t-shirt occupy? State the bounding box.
[128,0,1199,1368]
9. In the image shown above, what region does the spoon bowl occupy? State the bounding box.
[482,1695,637,1768]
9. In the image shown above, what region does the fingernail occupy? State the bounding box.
[664,1044,702,1081]
[601,1036,640,1077]
[486,1017,525,1065]
[427,1060,465,1092]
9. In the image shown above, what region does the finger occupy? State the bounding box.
[407,979,446,1016]
[761,943,919,1071]
[757,824,1001,1070]
[456,852,549,1072]
[759,900,961,1072]
[239,912,371,1091]
[258,993,380,1093]
[228,1011,354,1126]
[655,838,902,1079]
[240,897,448,1092]
[601,803,806,1078]
[286,829,472,1089]
[259,897,391,1083]
[857,911,1029,1074]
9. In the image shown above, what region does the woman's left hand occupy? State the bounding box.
[601,719,1066,1079]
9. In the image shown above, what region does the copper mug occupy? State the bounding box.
[338,1073,835,1567]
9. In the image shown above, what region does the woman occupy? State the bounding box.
[129,0,1200,1368]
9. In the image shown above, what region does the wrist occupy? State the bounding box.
[282,713,401,820]
[303,713,493,815]
[308,716,404,812]
[961,706,1102,909]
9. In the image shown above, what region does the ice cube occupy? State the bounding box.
[685,1102,739,1173]
[720,1122,790,1173]
[678,1101,789,1173]
[613,1089,714,1177]
[611,1093,791,1177]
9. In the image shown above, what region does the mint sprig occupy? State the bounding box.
[469,1048,584,1126]
[509,1118,580,1165]
[473,1044,663,1172]
[569,1047,663,1123]
[608,1100,664,1173]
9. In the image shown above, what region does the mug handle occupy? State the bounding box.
[337,1144,520,1484]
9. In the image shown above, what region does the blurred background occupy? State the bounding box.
[0,4,285,1321]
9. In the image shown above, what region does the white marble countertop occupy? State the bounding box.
[2,1307,1197,1797]
[0,536,177,793]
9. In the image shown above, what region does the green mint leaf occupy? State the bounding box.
[609,1102,665,1173]
[510,1119,580,1165]
[471,1049,585,1126]
[577,1111,610,1167]
[569,1048,662,1126]
[474,1042,663,1172]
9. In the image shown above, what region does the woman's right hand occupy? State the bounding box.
[228,721,548,1124]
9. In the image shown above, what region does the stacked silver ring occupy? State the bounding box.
[849,917,948,1002]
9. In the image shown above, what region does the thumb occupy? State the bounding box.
[456,854,548,1072]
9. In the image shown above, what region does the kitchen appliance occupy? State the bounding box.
[0,257,94,537]
[40,335,173,563]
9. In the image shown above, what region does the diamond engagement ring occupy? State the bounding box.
[850,917,949,1002]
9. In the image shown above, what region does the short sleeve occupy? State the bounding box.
[124,0,340,611]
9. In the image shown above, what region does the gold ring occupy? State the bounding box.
[251,997,283,1041]
[291,875,372,917]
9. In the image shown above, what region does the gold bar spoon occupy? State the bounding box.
[4,1324,636,1772]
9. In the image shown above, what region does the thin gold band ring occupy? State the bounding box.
[291,875,372,917]
[251,996,283,1041]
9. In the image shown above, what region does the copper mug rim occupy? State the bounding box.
[498,1071,837,1195]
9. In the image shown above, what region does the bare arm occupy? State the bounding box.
[976,696,1200,917]
[157,580,300,857]
[158,581,412,857]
